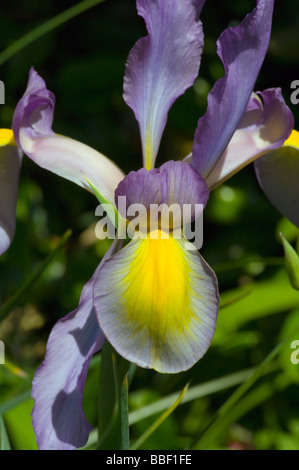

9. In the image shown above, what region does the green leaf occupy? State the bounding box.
[0,0,107,66]
[0,415,11,450]
[214,269,299,337]
[4,399,37,450]
[86,176,120,229]
[192,322,299,450]
[83,365,277,450]
[131,383,189,450]
[128,366,274,426]
[97,342,120,450]
[280,232,299,290]
[121,374,130,450]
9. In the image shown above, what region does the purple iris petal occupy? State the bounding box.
[123,0,204,170]
[0,140,22,255]
[32,240,120,450]
[254,135,299,228]
[205,88,294,188]
[12,68,124,205]
[13,68,55,146]
[191,0,275,178]
[115,160,209,228]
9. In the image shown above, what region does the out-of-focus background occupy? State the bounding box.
[0,0,299,450]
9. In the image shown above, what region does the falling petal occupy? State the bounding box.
[254,130,299,228]
[0,129,22,255]
[94,232,219,373]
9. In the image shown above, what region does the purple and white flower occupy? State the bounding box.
[3,0,295,449]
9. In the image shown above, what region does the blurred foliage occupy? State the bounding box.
[0,0,299,451]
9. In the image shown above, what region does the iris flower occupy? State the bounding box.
[2,0,296,450]
[0,130,22,256]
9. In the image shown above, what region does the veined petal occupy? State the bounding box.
[254,130,299,228]
[0,129,22,255]
[205,88,294,189]
[123,0,204,170]
[115,160,209,230]
[13,68,124,205]
[191,0,275,177]
[93,231,219,374]
[32,239,120,450]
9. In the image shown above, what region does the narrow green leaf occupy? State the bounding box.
[82,365,277,450]
[280,232,299,290]
[192,326,299,449]
[0,415,11,450]
[129,366,275,426]
[131,383,189,451]
[0,229,72,321]
[3,399,37,450]
[0,0,106,66]
[1,358,29,379]
[97,342,120,450]
[86,176,120,229]
[121,374,130,450]
[212,256,283,273]
[215,269,299,335]
[0,391,31,416]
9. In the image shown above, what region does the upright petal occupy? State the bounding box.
[191,0,275,177]
[115,160,209,230]
[13,68,124,205]
[94,232,219,374]
[205,89,294,188]
[32,239,120,450]
[123,0,204,170]
[254,130,299,228]
[0,129,22,255]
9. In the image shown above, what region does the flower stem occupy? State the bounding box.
[121,374,130,450]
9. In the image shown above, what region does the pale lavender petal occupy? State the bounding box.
[123,0,204,170]
[205,88,294,188]
[13,68,124,205]
[191,0,275,177]
[94,235,219,374]
[254,130,299,228]
[32,240,120,450]
[0,132,22,255]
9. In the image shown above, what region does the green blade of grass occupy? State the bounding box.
[82,364,277,450]
[129,365,273,426]
[131,383,189,451]
[0,391,31,416]
[0,0,106,66]
[192,328,299,449]
[0,415,11,450]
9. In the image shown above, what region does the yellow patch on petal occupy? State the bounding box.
[122,230,197,357]
[94,230,219,372]
[284,129,299,149]
[144,126,153,170]
[0,129,17,147]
